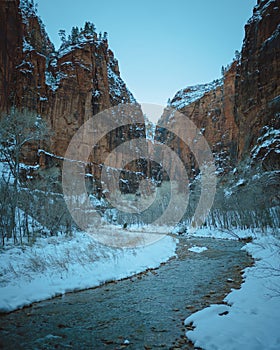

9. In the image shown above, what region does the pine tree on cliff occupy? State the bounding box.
[84,22,96,35]
[71,26,79,44]
[58,29,66,44]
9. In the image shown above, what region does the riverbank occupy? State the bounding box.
[0,236,252,349]
[0,229,177,313]
[1,226,279,349]
[185,229,280,350]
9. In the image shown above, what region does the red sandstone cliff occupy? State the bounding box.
[0,0,140,168]
[235,0,280,169]
[1,0,279,190]
[158,63,239,176]
[158,0,279,175]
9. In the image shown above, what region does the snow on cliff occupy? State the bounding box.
[169,79,223,110]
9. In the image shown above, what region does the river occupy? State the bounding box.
[0,236,253,349]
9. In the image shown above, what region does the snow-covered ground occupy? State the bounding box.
[185,228,280,350]
[0,230,177,313]
[1,219,279,350]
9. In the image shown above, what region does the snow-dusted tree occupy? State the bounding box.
[20,0,37,15]
[0,179,15,246]
[71,26,79,44]
[235,50,241,62]
[84,21,96,35]
[58,29,66,43]
[0,108,50,242]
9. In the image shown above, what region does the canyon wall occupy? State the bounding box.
[1,0,279,204]
[0,0,143,175]
[235,0,280,169]
[158,0,280,176]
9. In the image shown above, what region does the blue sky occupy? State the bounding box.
[36,0,257,106]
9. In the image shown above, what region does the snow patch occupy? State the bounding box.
[22,38,34,52]
[248,0,276,26]
[185,231,280,350]
[19,0,37,24]
[107,64,136,104]
[251,125,280,160]
[0,230,177,313]
[170,79,223,110]
[188,246,208,253]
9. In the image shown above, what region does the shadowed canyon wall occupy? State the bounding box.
[157,0,280,176]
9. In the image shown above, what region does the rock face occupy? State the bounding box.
[158,64,238,176]
[1,0,279,206]
[0,0,140,170]
[235,0,280,169]
[0,0,23,112]
[158,0,280,176]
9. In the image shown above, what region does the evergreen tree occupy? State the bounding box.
[84,21,96,34]
[235,50,241,61]
[58,29,66,43]
[71,26,79,44]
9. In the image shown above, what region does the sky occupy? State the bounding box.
[36,0,257,107]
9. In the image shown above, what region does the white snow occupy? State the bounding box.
[19,0,37,23]
[224,188,233,197]
[188,245,208,253]
[262,23,280,47]
[189,227,254,240]
[92,89,101,98]
[107,61,136,104]
[1,155,279,350]
[45,71,59,91]
[251,125,280,160]
[248,0,276,26]
[22,38,34,52]
[0,230,177,313]
[58,43,87,58]
[0,161,12,183]
[185,229,280,350]
[236,178,246,186]
[19,163,40,171]
[170,79,223,110]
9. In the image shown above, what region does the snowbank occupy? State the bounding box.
[185,231,280,350]
[0,231,177,313]
[189,227,256,240]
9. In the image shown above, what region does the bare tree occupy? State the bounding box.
[0,107,50,243]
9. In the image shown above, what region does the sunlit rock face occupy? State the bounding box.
[158,0,280,175]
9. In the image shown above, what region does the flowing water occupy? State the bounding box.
[0,236,253,349]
